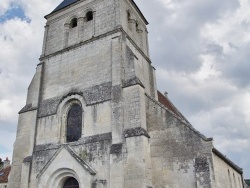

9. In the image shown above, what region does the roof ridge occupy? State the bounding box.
[50,0,80,15]
[157,91,188,121]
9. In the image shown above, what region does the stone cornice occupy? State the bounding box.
[39,28,151,65]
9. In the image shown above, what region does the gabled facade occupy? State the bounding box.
[8,0,246,188]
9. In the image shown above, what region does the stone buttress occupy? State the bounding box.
[8,0,245,188]
[8,0,155,187]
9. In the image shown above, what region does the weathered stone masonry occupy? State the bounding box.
[8,0,245,188]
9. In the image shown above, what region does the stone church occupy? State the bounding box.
[8,0,246,187]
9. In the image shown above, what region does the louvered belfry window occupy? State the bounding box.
[63,177,79,188]
[66,104,82,142]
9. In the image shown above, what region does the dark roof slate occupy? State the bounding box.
[245,180,250,186]
[48,0,148,24]
[51,0,79,14]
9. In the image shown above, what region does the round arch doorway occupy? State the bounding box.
[63,177,79,188]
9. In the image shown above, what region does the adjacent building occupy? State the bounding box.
[245,180,250,188]
[0,158,11,188]
[8,0,247,187]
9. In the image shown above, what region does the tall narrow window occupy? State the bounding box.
[63,177,79,188]
[127,11,131,21]
[67,104,82,142]
[86,11,93,22]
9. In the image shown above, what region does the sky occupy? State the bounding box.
[0,0,249,179]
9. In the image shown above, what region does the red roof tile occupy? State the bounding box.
[157,91,187,121]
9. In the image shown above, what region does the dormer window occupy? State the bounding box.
[86,11,93,22]
[70,18,78,28]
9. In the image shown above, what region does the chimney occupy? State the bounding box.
[164,92,168,98]
[3,157,10,168]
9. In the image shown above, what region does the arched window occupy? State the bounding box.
[66,104,82,142]
[63,177,79,188]
[70,18,78,28]
[86,11,93,22]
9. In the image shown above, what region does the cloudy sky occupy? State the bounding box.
[0,0,249,178]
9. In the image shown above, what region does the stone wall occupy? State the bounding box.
[120,0,149,57]
[41,35,114,101]
[44,0,121,55]
[212,152,243,188]
[125,38,156,98]
[36,98,112,145]
[7,0,218,187]
[146,95,215,188]
[8,111,37,188]
[29,133,112,188]
[0,183,7,188]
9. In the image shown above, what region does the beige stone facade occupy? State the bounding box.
[8,0,246,187]
[0,184,7,188]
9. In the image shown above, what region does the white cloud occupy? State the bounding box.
[0,0,61,161]
[0,130,16,161]
[139,0,250,177]
[0,0,13,15]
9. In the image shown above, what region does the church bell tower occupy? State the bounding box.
[9,0,157,187]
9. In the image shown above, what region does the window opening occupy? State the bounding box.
[127,11,131,21]
[86,11,93,22]
[63,177,79,188]
[228,170,233,188]
[66,104,82,142]
[70,18,77,28]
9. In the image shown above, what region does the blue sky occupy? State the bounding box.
[0,0,249,180]
[0,3,30,23]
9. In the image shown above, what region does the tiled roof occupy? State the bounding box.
[0,166,11,183]
[48,0,148,24]
[51,0,79,14]
[157,91,187,120]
